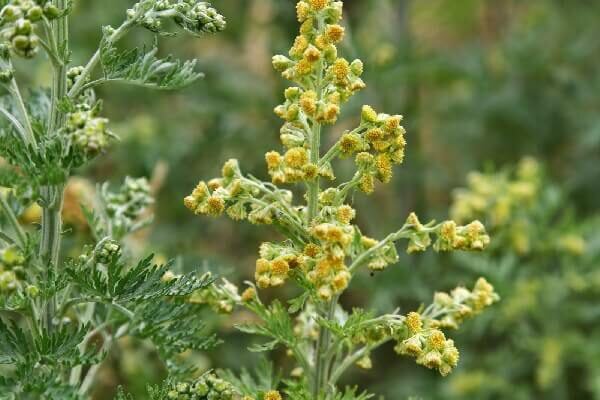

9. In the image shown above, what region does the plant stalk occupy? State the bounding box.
[40,0,68,333]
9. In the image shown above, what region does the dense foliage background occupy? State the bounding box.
[18,0,599,398]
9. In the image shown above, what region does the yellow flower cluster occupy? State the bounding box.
[430,278,500,329]
[251,202,358,298]
[265,147,318,184]
[339,105,407,191]
[404,212,491,254]
[306,222,353,299]
[395,313,460,377]
[0,246,24,292]
[263,390,282,400]
[255,243,299,289]
[389,278,498,376]
[185,159,295,225]
[273,1,362,99]
[450,157,541,254]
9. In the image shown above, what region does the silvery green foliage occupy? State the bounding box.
[0,0,225,398]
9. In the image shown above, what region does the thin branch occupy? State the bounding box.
[0,194,27,248]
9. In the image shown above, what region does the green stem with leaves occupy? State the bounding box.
[39,0,68,333]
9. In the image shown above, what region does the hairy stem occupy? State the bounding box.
[307,121,321,223]
[7,77,37,147]
[0,193,27,248]
[40,0,68,333]
[67,20,133,99]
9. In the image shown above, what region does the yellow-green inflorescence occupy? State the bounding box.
[0,0,61,58]
[185,0,497,378]
[0,245,25,292]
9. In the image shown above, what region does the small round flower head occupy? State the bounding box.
[284,147,309,168]
[420,350,443,369]
[320,103,340,124]
[375,153,393,183]
[336,205,355,224]
[272,55,294,72]
[64,104,115,166]
[361,105,379,124]
[331,58,350,84]
[299,90,318,115]
[264,390,282,400]
[359,174,375,194]
[304,243,321,258]
[222,158,240,179]
[94,239,122,264]
[161,270,178,283]
[241,287,256,302]
[325,24,345,43]
[350,59,364,76]
[397,335,423,356]
[296,1,310,22]
[303,44,321,62]
[405,311,423,333]
[265,151,283,169]
[289,35,309,58]
[309,0,329,11]
[427,329,446,351]
[339,132,363,155]
[356,355,373,369]
[204,195,225,216]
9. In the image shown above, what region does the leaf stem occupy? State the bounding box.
[67,20,133,99]
[7,77,37,147]
[0,193,27,248]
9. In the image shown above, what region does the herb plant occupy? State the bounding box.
[445,158,600,399]
[184,1,499,399]
[0,0,225,398]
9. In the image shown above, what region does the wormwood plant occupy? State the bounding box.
[445,158,600,400]
[184,1,499,399]
[0,0,225,398]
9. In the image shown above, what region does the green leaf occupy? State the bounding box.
[98,40,203,91]
[236,300,297,352]
[65,255,212,304]
[130,300,219,358]
[220,358,281,397]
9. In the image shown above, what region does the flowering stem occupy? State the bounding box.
[348,223,436,273]
[328,338,390,388]
[67,20,133,99]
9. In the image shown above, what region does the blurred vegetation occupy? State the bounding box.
[21,0,599,398]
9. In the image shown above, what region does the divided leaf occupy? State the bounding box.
[99,40,203,91]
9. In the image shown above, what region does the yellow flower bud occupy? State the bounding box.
[361,105,378,123]
[428,330,446,351]
[406,311,423,333]
[296,1,310,22]
[331,58,350,84]
[205,196,225,216]
[359,174,375,194]
[375,153,393,183]
[299,90,318,115]
[339,132,363,155]
[309,0,328,10]
[290,35,309,58]
[303,45,321,62]
[336,205,355,224]
[325,24,345,43]
[295,58,313,76]
[264,390,282,400]
[284,147,309,168]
